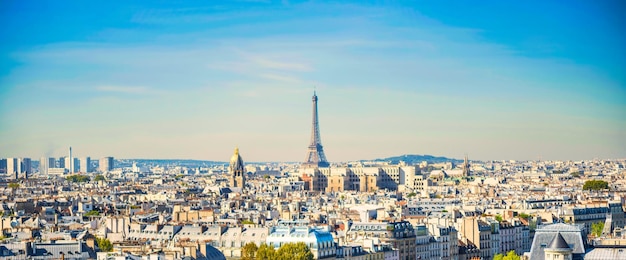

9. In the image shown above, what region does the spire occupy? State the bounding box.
[229,146,245,189]
[463,154,470,176]
[548,232,571,250]
[303,91,329,168]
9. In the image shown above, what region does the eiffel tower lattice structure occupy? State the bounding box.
[303,91,330,168]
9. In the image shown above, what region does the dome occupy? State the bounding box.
[229,147,245,173]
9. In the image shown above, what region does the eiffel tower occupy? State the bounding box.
[303,91,330,168]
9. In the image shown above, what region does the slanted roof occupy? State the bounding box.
[528,223,585,260]
[547,233,571,250]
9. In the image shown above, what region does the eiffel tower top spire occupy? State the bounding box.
[303,91,329,168]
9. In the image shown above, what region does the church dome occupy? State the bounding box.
[229,147,245,172]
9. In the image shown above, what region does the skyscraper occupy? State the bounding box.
[6,158,17,179]
[58,157,66,168]
[6,158,32,179]
[69,146,73,173]
[303,91,330,168]
[64,157,78,173]
[0,159,6,174]
[99,157,114,172]
[229,147,245,190]
[20,158,31,178]
[40,157,55,175]
[80,157,91,173]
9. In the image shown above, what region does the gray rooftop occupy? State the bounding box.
[585,247,626,260]
[529,224,585,260]
[547,232,571,250]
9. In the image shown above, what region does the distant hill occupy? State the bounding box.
[369,154,461,164]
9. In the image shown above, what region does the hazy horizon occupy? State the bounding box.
[1,1,625,162]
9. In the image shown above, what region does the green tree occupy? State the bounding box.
[84,210,100,216]
[494,253,504,260]
[495,214,503,222]
[256,243,276,260]
[518,213,531,220]
[96,237,113,252]
[8,182,19,189]
[503,250,521,260]
[591,221,605,237]
[583,180,609,191]
[242,242,258,260]
[407,192,417,198]
[570,171,582,178]
[242,219,255,225]
[66,174,90,182]
[94,174,106,181]
[275,242,314,260]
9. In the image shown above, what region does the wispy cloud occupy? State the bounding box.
[96,85,154,95]
[258,73,302,83]
[249,56,312,72]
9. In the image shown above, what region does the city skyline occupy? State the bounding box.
[1,1,625,162]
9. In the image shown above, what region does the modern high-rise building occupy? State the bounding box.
[21,158,32,178]
[0,159,6,174]
[6,158,18,178]
[6,158,32,179]
[302,91,330,168]
[80,157,91,173]
[58,157,66,168]
[69,147,74,174]
[99,157,114,172]
[229,147,245,190]
[40,157,55,175]
[64,157,78,173]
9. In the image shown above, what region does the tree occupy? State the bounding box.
[84,210,100,217]
[570,171,582,178]
[495,250,521,260]
[407,192,417,198]
[256,243,276,260]
[583,180,609,191]
[495,214,503,222]
[96,237,113,252]
[591,221,605,237]
[503,250,521,260]
[242,219,255,225]
[518,213,531,220]
[94,174,106,181]
[8,182,19,189]
[66,174,90,182]
[242,242,258,260]
[276,242,314,260]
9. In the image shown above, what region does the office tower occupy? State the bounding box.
[80,157,91,173]
[229,147,245,189]
[58,157,66,168]
[20,158,31,178]
[6,158,18,179]
[99,157,114,172]
[0,159,6,174]
[64,157,78,173]
[40,157,55,175]
[303,91,330,168]
[69,147,73,174]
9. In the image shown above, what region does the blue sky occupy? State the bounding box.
[1,1,624,162]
